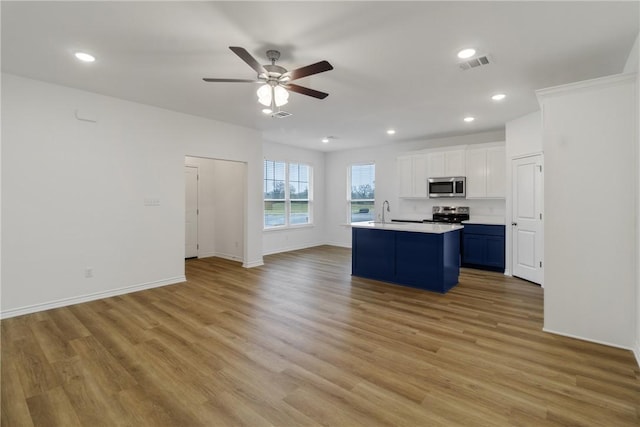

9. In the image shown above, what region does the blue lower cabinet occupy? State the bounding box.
[352,228,460,293]
[461,234,485,265]
[462,224,505,272]
[351,229,395,282]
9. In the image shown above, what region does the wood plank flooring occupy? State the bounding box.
[2,245,639,426]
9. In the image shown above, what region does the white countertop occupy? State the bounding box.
[390,214,430,222]
[350,221,463,234]
[462,216,506,225]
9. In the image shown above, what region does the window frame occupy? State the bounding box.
[263,159,313,230]
[347,162,376,223]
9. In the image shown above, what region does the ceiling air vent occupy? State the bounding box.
[459,55,491,71]
[271,111,292,118]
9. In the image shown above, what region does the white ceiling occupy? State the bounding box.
[2,1,638,152]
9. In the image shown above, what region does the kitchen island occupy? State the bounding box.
[351,221,463,293]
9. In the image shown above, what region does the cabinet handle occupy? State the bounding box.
[511,222,517,226]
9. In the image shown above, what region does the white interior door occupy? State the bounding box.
[185,166,199,259]
[511,155,543,284]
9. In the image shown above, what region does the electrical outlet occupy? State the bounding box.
[85,267,93,278]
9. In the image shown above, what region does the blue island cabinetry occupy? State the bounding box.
[352,227,461,293]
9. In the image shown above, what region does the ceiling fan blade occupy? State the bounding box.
[285,60,333,81]
[284,83,329,99]
[203,78,258,83]
[229,46,267,75]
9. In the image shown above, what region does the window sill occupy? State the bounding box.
[263,224,315,232]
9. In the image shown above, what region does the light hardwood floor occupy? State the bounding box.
[2,246,639,426]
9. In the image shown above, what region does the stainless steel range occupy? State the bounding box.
[391,206,469,224]
[424,206,469,224]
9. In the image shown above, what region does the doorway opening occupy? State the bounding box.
[184,156,247,268]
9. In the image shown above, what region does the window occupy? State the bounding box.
[264,160,312,228]
[348,163,375,222]
[264,160,286,227]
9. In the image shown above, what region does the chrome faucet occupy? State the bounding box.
[382,200,390,223]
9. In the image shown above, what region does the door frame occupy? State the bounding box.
[185,165,199,259]
[507,152,544,286]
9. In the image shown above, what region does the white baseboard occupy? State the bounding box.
[542,327,633,352]
[212,252,244,263]
[243,259,264,268]
[0,276,186,319]
[634,340,640,368]
[198,251,260,268]
[262,242,327,256]
[197,251,217,258]
[262,241,351,257]
[322,241,352,249]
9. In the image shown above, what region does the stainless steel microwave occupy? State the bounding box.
[428,177,466,198]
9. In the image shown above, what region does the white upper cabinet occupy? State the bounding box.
[485,146,506,197]
[465,144,505,199]
[465,148,487,197]
[397,155,413,197]
[398,144,504,199]
[427,149,465,177]
[397,154,429,198]
[412,154,429,197]
[427,151,445,177]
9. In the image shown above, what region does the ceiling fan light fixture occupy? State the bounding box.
[257,84,272,106]
[257,84,289,107]
[273,85,289,107]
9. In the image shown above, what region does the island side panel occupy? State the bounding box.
[441,229,461,292]
[352,228,395,282]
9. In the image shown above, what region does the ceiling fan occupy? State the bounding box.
[203,46,333,113]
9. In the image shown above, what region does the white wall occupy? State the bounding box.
[212,159,245,261]
[538,73,637,349]
[623,33,639,74]
[324,130,506,247]
[505,111,543,277]
[626,32,640,363]
[1,73,264,318]
[262,141,326,255]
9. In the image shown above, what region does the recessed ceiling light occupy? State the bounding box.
[322,138,330,143]
[74,52,95,62]
[457,48,476,59]
[491,93,506,101]
[386,129,396,135]
[463,116,475,123]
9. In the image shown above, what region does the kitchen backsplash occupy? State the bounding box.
[397,198,505,218]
